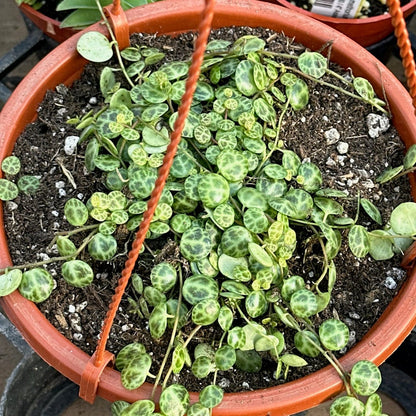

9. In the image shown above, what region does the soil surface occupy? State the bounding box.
[2,27,412,394]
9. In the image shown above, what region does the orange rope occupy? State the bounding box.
[94,0,216,366]
[112,0,122,15]
[387,0,416,112]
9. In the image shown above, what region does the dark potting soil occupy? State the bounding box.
[2,27,412,394]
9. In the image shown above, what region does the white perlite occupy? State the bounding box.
[324,128,340,145]
[64,135,80,155]
[366,113,390,139]
[337,142,349,155]
[384,276,397,290]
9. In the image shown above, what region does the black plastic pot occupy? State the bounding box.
[0,313,78,416]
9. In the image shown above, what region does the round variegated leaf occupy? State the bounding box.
[64,198,88,226]
[88,233,117,261]
[298,51,327,79]
[149,302,168,339]
[197,173,230,208]
[353,77,375,100]
[319,319,349,351]
[350,360,382,396]
[245,290,268,318]
[294,330,321,358]
[159,384,190,416]
[0,269,22,297]
[199,385,224,409]
[330,396,365,416]
[348,225,370,258]
[19,268,54,303]
[235,349,262,372]
[286,79,309,111]
[180,227,212,262]
[213,203,235,228]
[192,298,220,325]
[237,187,268,211]
[290,289,318,318]
[150,262,177,293]
[62,260,93,288]
[1,156,21,176]
[216,149,249,182]
[235,60,258,96]
[183,274,219,305]
[119,400,154,416]
[187,403,210,416]
[121,353,152,390]
[253,97,276,125]
[221,226,252,258]
[115,342,147,371]
[0,179,18,201]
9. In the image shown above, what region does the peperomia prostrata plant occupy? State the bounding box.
[1,10,416,416]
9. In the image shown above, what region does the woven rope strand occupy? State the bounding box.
[94,0,216,366]
[387,0,416,111]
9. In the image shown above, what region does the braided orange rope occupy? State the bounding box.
[387,0,416,111]
[94,0,216,366]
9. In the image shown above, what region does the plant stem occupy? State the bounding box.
[309,224,329,292]
[48,224,100,249]
[161,324,202,391]
[94,0,135,88]
[1,229,97,273]
[254,100,289,177]
[301,320,353,396]
[151,267,184,399]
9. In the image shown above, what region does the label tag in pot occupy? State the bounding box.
[310,0,365,18]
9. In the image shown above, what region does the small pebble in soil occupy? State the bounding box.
[55,181,65,189]
[366,113,390,138]
[68,305,76,313]
[349,312,361,320]
[361,179,375,189]
[64,136,80,155]
[219,378,231,388]
[242,382,250,389]
[324,128,340,145]
[326,156,336,167]
[73,333,83,341]
[5,201,18,211]
[337,142,349,154]
[76,301,88,312]
[387,267,406,281]
[384,276,397,290]
[89,97,98,105]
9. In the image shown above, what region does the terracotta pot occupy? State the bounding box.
[267,0,416,47]
[1,1,416,414]
[18,3,76,43]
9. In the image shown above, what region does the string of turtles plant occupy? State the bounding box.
[2,13,416,416]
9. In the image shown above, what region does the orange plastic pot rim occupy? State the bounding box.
[1,1,416,414]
